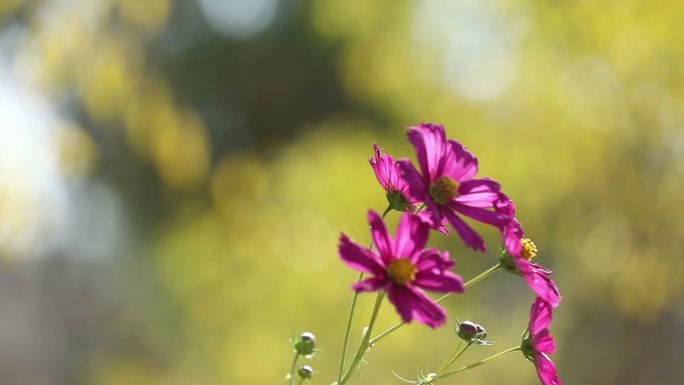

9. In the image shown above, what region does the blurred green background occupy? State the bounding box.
[1,0,683,384]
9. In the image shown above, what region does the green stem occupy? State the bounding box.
[464,263,503,289]
[434,263,503,305]
[437,346,520,380]
[436,340,464,375]
[338,291,385,385]
[337,205,392,383]
[289,353,300,385]
[437,340,472,376]
[369,264,502,345]
[337,271,363,381]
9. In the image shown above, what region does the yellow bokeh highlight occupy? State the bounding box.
[124,75,176,159]
[152,110,210,189]
[116,0,171,36]
[79,36,143,124]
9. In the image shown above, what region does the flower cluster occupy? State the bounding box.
[336,123,563,384]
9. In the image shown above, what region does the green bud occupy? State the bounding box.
[294,332,316,356]
[298,365,314,379]
[387,191,415,212]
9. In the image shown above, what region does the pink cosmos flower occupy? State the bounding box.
[397,123,508,252]
[522,298,563,385]
[338,210,465,328]
[370,144,416,212]
[496,196,561,308]
[370,144,450,234]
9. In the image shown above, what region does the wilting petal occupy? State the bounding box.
[414,269,464,293]
[394,213,430,258]
[442,139,479,182]
[352,276,389,292]
[387,284,447,328]
[368,210,394,263]
[407,123,450,181]
[535,354,562,385]
[529,297,553,335]
[443,209,486,252]
[338,234,385,275]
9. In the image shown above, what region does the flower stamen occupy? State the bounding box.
[429,176,459,205]
[387,259,418,285]
[520,238,537,261]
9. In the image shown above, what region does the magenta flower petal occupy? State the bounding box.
[415,210,450,235]
[529,295,553,334]
[450,202,509,228]
[352,276,389,292]
[533,330,557,355]
[370,144,397,191]
[414,249,455,271]
[407,123,450,181]
[443,209,486,252]
[523,266,562,309]
[338,234,386,275]
[524,298,563,385]
[535,354,562,385]
[443,139,479,182]
[414,270,465,293]
[455,179,502,208]
[396,159,429,198]
[368,210,394,263]
[503,218,524,257]
[394,212,430,258]
[387,284,447,328]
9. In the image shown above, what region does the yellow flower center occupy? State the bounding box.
[521,238,537,261]
[429,176,460,205]
[387,259,418,285]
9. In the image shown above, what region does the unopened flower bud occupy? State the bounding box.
[298,365,314,379]
[295,332,316,356]
[457,321,484,340]
[456,321,492,345]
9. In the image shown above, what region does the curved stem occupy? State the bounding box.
[369,264,502,345]
[289,353,300,385]
[337,205,392,382]
[437,346,520,380]
[338,291,385,385]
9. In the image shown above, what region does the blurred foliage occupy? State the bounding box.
[1,0,684,384]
